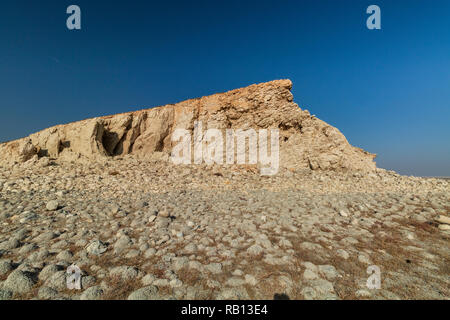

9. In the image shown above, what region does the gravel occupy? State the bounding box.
[0,159,448,300]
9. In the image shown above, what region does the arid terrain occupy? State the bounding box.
[0,80,449,300]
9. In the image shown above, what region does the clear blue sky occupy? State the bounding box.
[1,0,449,176]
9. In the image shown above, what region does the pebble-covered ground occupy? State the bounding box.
[0,156,449,300]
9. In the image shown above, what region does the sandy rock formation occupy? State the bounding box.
[0,79,376,171]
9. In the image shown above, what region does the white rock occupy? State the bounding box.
[245,274,258,286]
[46,200,59,211]
[246,244,264,256]
[339,210,349,217]
[86,240,108,255]
[4,270,36,293]
[435,215,450,225]
[303,269,319,280]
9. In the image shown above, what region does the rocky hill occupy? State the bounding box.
[0,80,376,172]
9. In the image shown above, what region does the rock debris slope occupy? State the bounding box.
[0,80,376,171]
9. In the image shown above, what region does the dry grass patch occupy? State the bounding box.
[102,275,142,300]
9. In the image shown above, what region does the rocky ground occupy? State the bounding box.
[0,156,449,300]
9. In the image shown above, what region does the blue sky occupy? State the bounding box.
[1,0,449,176]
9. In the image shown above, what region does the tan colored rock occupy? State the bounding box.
[0,138,37,164]
[0,79,376,171]
[435,215,450,225]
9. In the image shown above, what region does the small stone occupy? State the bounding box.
[188,261,203,271]
[336,249,349,260]
[244,274,258,286]
[44,271,67,290]
[3,270,36,294]
[46,200,59,211]
[0,239,20,250]
[19,212,38,223]
[232,269,244,276]
[279,238,292,248]
[183,243,197,254]
[137,200,149,208]
[86,240,108,255]
[144,248,156,258]
[310,279,337,299]
[172,257,189,271]
[81,275,97,289]
[37,286,59,299]
[127,286,160,300]
[80,286,104,300]
[358,254,371,264]
[153,278,170,287]
[156,217,170,229]
[246,244,264,256]
[0,259,13,276]
[39,264,61,281]
[302,262,318,271]
[301,286,316,300]
[114,236,133,252]
[56,250,73,261]
[435,215,450,225]
[18,243,38,254]
[300,242,323,251]
[339,210,349,217]
[226,277,245,287]
[318,265,339,280]
[356,289,372,298]
[205,263,222,274]
[169,279,183,288]
[206,279,221,289]
[141,274,156,286]
[303,269,319,280]
[158,209,170,218]
[0,289,13,300]
[110,266,139,280]
[125,250,140,259]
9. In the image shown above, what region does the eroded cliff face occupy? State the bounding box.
[0,79,376,171]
